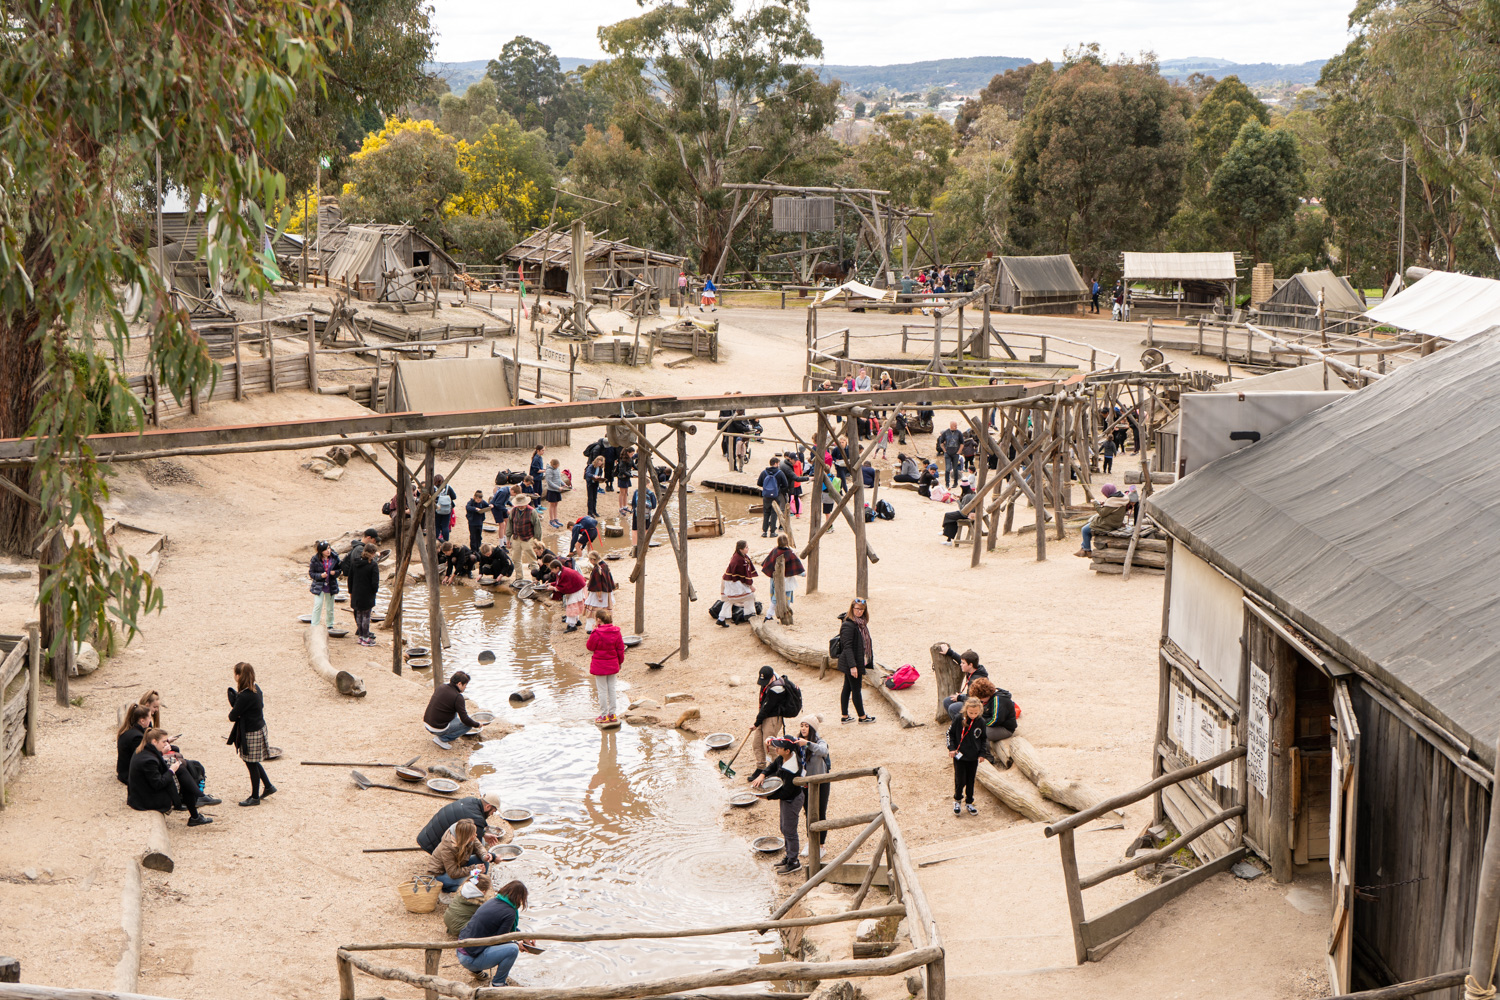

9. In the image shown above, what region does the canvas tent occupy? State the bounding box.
[993,254,1088,313]
[386,357,567,447]
[1145,328,1500,993]
[1256,270,1367,331]
[1122,251,1240,313]
[1364,269,1500,343]
[324,226,417,302]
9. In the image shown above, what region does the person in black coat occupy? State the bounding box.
[837,599,875,724]
[117,703,153,784]
[128,728,212,826]
[228,662,276,806]
[947,698,988,815]
[754,737,806,875]
[936,645,989,721]
[346,543,381,646]
[477,543,513,580]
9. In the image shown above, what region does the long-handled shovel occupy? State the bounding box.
[351,769,453,799]
[717,725,757,779]
[646,646,681,671]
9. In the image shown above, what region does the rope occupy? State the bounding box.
[1465,974,1497,1000]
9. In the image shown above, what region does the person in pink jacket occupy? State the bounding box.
[585,610,625,724]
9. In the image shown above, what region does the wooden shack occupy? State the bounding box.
[992,254,1089,314]
[1256,269,1367,331]
[1145,330,1500,996]
[316,222,462,289]
[501,230,685,296]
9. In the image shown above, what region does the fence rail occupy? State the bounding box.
[334,766,943,1000]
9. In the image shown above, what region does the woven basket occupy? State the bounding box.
[396,876,441,914]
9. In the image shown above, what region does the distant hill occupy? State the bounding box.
[815,56,1032,94]
[1157,57,1326,88]
[426,57,595,95]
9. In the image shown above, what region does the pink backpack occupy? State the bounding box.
[884,664,920,690]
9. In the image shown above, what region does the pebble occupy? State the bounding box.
[628,698,662,711]
[23,868,37,881]
[322,466,345,482]
[728,675,742,687]
[664,692,694,704]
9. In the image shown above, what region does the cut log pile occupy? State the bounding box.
[1089,532,1165,574]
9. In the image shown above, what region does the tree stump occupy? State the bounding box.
[930,643,963,723]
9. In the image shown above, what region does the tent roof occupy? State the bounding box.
[501,229,686,268]
[390,357,510,412]
[996,254,1088,296]
[1365,270,1500,343]
[316,222,462,273]
[1209,363,1351,394]
[1268,270,1366,314]
[1148,328,1500,764]
[1122,251,1239,281]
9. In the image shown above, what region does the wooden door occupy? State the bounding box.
[1327,679,1361,993]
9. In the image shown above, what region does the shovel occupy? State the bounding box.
[717,725,757,779]
[646,646,681,671]
[351,769,453,799]
[305,755,421,768]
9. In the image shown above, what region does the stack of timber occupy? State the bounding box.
[582,337,651,366]
[1089,532,1165,574]
[0,631,37,795]
[652,319,720,362]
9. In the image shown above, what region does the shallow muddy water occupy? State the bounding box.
[396,500,786,986]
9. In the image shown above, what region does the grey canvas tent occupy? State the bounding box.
[993,254,1089,314]
[325,226,417,302]
[1256,270,1367,331]
[386,357,567,448]
[1143,328,1500,994]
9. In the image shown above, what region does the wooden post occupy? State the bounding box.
[807,412,827,594]
[1466,733,1500,996]
[807,774,823,878]
[676,427,691,660]
[423,446,444,687]
[233,325,244,401]
[1267,646,1296,882]
[1032,423,1047,562]
[971,407,991,568]
[392,442,408,675]
[1052,408,1067,541]
[45,533,68,706]
[307,313,319,389]
[424,948,440,1000]
[774,553,790,626]
[1058,827,1088,964]
[845,410,868,599]
[24,622,39,756]
[634,428,650,636]
[266,312,278,393]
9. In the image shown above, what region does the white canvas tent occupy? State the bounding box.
[325,226,416,301]
[1364,270,1500,343]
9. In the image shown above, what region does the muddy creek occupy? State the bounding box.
[397,491,783,986]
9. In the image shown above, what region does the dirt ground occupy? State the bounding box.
[0,294,1330,1000]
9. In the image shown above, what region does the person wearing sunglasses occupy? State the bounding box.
[837,598,876,724]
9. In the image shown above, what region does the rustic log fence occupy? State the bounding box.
[1045,744,1249,963]
[0,627,41,808]
[333,765,943,1000]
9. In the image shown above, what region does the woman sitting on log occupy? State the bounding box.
[128,727,212,827]
[426,817,487,892]
[969,677,1017,743]
[118,703,220,806]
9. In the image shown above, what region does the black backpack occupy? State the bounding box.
[584,438,607,462]
[875,499,895,520]
[772,673,803,717]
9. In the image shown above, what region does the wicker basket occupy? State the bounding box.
[396,875,441,913]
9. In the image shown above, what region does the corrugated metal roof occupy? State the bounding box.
[1122,252,1239,281]
[1148,329,1500,763]
[1268,270,1366,314]
[146,211,302,257]
[997,254,1088,296]
[1365,270,1500,342]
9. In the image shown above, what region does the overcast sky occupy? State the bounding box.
[427,0,1356,68]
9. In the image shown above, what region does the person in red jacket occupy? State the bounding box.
[547,558,589,633]
[585,609,625,723]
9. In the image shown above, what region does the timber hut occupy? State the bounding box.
[1255,269,1367,331]
[1144,328,1500,996]
[1121,251,1240,316]
[316,222,462,290]
[501,229,686,295]
[992,254,1089,314]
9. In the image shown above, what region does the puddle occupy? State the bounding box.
[396,520,781,987]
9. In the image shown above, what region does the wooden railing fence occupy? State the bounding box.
[1046,744,1249,964]
[334,765,943,1000]
[0,627,41,809]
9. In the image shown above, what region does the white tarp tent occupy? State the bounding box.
[1122,252,1238,281]
[325,226,415,301]
[1364,270,1500,343]
[818,280,893,304]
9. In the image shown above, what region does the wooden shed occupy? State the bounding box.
[316,222,462,288]
[1256,270,1367,331]
[1145,330,1500,996]
[992,254,1089,314]
[501,229,685,296]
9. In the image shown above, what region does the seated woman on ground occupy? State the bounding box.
[893,453,920,483]
[128,727,213,826]
[917,463,939,499]
[425,817,488,891]
[118,701,221,805]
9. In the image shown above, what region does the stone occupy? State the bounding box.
[322,466,346,482]
[325,445,355,466]
[23,869,37,881]
[70,641,100,677]
[854,919,880,943]
[623,714,659,727]
[664,692,694,704]
[808,981,860,1000]
[0,565,30,580]
[628,698,661,712]
[728,675,742,687]
[904,974,923,997]
[473,591,494,608]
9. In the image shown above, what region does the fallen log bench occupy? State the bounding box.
[306,624,367,697]
[142,811,173,873]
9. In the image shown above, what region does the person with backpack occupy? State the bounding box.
[757,456,787,537]
[751,736,805,875]
[717,540,758,628]
[433,475,458,542]
[584,455,606,518]
[947,696,987,816]
[836,598,876,724]
[615,446,636,516]
[747,665,802,780]
[759,534,804,621]
[937,645,989,721]
[969,677,1017,742]
[819,465,842,532]
[778,452,804,518]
